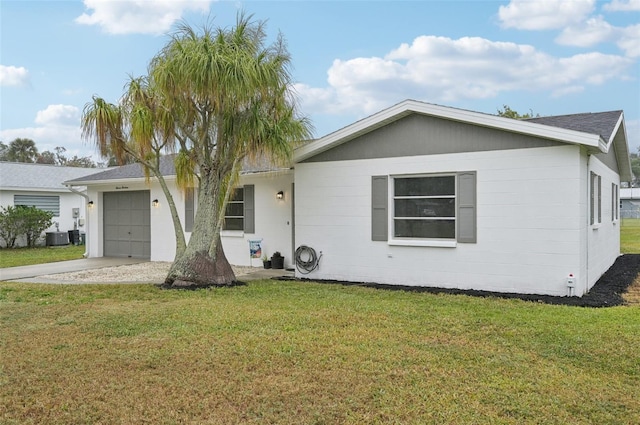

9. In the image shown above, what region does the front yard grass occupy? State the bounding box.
[1,280,638,424]
[0,245,85,268]
[621,218,640,254]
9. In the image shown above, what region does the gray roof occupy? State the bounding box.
[0,162,98,190]
[526,110,623,142]
[66,155,177,183]
[65,154,290,184]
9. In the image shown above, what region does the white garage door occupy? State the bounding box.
[103,191,151,259]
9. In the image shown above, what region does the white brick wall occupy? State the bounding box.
[295,145,592,296]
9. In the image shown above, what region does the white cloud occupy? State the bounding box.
[617,24,640,57]
[35,104,81,127]
[295,35,634,117]
[555,16,616,47]
[603,0,640,11]
[498,0,595,30]
[0,104,96,160]
[0,65,30,87]
[75,0,211,35]
[556,17,640,57]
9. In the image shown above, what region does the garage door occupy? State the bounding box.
[103,191,151,259]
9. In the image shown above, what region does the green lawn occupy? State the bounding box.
[1,281,638,424]
[621,218,640,254]
[0,245,85,268]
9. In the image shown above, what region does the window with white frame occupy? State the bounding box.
[223,188,244,231]
[392,175,456,239]
[590,172,601,225]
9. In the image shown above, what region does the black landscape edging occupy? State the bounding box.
[284,254,640,308]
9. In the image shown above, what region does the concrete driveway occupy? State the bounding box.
[0,257,147,282]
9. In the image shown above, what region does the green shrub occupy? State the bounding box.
[0,205,54,248]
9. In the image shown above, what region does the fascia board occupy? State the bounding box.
[1,186,79,193]
[64,175,177,187]
[612,114,633,182]
[294,101,414,162]
[294,99,603,163]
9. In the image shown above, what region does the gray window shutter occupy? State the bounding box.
[243,184,255,233]
[590,172,595,225]
[612,183,615,222]
[371,176,388,241]
[184,188,194,232]
[597,175,601,223]
[457,171,476,243]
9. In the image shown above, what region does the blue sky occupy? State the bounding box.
[1,0,639,161]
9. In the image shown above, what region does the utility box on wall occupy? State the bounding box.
[72,208,80,218]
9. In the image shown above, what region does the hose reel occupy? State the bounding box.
[295,245,322,274]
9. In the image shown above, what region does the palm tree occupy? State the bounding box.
[6,138,39,163]
[81,77,188,259]
[151,15,312,287]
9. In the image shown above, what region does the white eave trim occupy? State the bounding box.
[294,99,604,162]
[1,186,80,193]
[63,175,176,186]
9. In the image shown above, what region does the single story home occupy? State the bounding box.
[621,187,640,219]
[66,100,633,297]
[0,162,96,247]
[65,156,295,268]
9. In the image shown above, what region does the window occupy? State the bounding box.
[393,175,456,239]
[371,172,476,244]
[612,183,618,221]
[590,172,601,225]
[14,195,60,216]
[223,188,244,231]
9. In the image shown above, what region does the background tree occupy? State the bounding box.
[5,138,39,163]
[82,77,187,259]
[497,105,538,119]
[631,150,639,187]
[36,150,57,164]
[152,16,312,288]
[0,141,8,160]
[37,146,97,167]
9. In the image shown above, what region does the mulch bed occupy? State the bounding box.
[293,254,640,308]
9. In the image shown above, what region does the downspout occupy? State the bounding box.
[65,185,90,258]
[585,153,591,295]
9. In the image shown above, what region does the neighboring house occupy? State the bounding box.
[621,188,640,219]
[0,162,96,247]
[293,100,632,297]
[65,100,633,297]
[65,156,295,268]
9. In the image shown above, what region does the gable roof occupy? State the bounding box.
[526,111,623,143]
[65,154,291,185]
[527,110,632,181]
[65,155,177,184]
[293,99,632,181]
[0,162,98,192]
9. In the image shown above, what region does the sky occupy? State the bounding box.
[1,0,639,162]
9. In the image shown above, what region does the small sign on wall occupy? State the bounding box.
[248,239,263,259]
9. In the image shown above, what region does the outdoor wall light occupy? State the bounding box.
[152,199,159,207]
[88,201,94,208]
[276,191,284,200]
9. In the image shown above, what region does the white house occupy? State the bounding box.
[293,101,632,297]
[65,156,296,268]
[0,162,96,247]
[66,100,633,297]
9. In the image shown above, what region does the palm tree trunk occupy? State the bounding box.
[164,171,236,287]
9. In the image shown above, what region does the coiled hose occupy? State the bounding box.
[295,245,322,274]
